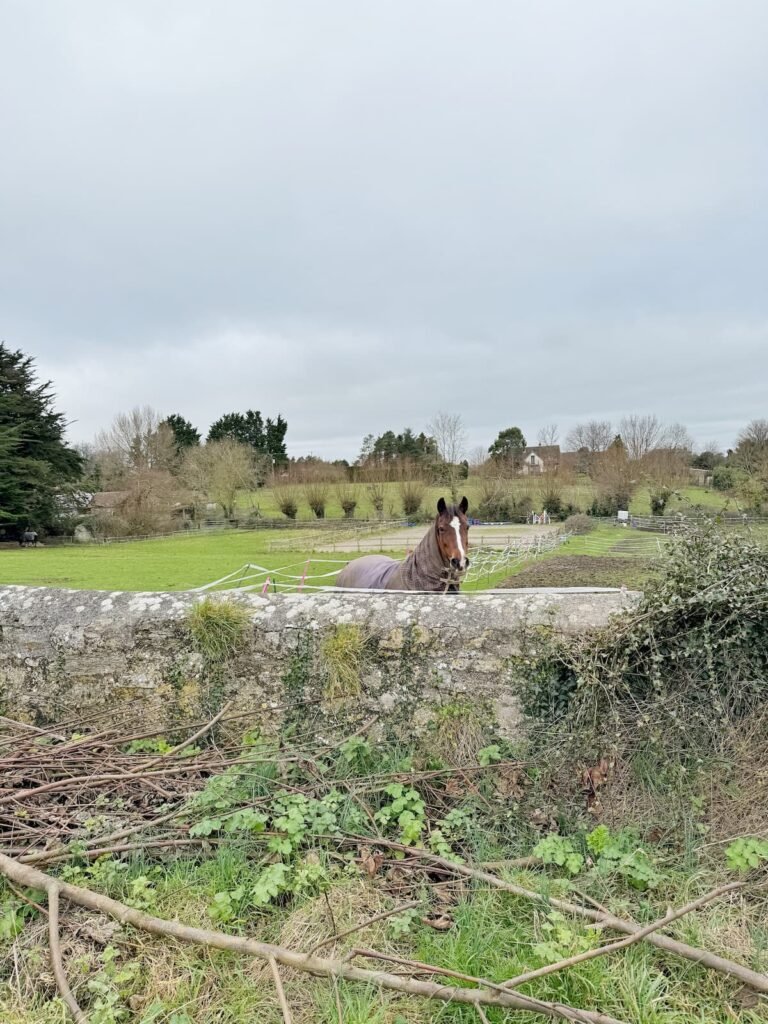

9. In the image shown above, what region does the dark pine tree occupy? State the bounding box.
[207,410,288,463]
[265,414,288,464]
[162,413,201,452]
[0,342,82,535]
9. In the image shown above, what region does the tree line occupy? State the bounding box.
[0,343,288,538]
[2,341,767,537]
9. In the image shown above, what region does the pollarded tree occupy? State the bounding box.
[0,342,82,534]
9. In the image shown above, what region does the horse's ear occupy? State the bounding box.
[459,496,469,515]
[437,497,447,515]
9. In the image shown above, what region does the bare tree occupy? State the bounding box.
[468,445,488,470]
[95,406,177,473]
[427,412,467,465]
[183,439,262,519]
[737,419,768,447]
[619,415,667,461]
[593,440,636,513]
[537,423,559,447]
[427,411,468,502]
[564,420,613,454]
[735,419,768,477]
[664,422,694,452]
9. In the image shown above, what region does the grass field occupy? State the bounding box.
[241,478,733,522]
[0,523,664,592]
[0,531,345,592]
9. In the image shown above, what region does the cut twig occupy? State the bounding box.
[0,852,626,1024]
[269,956,294,1024]
[343,837,768,994]
[502,880,746,990]
[128,701,234,774]
[48,885,87,1023]
[344,948,626,1024]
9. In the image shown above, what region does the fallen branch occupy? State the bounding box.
[0,852,625,1024]
[48,885,87,1023]
[344,837,768,994]
[343,947,626,1024]
[269,956,294,1024]
[502,880,746,990]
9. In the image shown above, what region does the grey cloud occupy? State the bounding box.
[1,0,767,455]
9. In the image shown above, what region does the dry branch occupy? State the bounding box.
[269,956,294,1024]
[344,837,768,994]
[0,852,625,1024]
[343,947,625,1024]
[127,700,233,773]
[48,885,87,1023]
[501,880,746,990]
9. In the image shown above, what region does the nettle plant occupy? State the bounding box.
[725,837,768,872]
[186,770,364,921]
[533,825,663,891]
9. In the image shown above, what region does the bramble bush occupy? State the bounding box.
[519,525,768,748]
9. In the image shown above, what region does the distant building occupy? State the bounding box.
[688,468,713,487]
[519,445,561,475]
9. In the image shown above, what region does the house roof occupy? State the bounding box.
[522,445,561,459]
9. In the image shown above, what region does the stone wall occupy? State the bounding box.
[0,585,641,740]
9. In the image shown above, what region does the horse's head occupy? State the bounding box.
[435,496,470,573]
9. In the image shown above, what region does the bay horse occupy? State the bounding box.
[335,497,470,592]
[19,530,38,548]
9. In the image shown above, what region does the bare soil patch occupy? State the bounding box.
[500,555,655,589]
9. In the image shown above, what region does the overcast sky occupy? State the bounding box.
[2,1,767,459]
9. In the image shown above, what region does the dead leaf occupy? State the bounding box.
[530,808,557,832]
[581,757,613,816]
[581,757,612,793]
[444,774,462,798]
[358,845,384,878]
[494,766,525,801]
[420,913,454,930]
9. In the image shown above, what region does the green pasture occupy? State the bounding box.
[0,530,343,593]
[0,523,667,593]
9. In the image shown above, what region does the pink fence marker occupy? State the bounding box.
[261,576,271,595]
[299,560,310,592]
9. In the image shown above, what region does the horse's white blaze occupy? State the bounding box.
[450,515,467,569]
